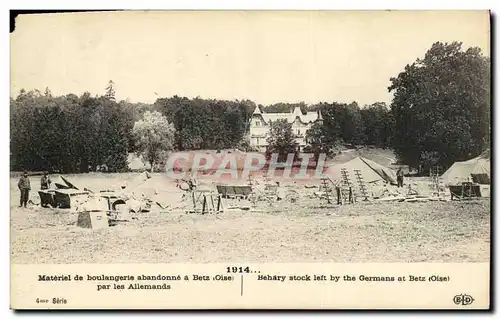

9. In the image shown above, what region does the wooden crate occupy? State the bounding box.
[77,210,109,230]
[54,189,90,208]
[449,183,481,200]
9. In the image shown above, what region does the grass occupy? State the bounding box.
[10,173,490,263]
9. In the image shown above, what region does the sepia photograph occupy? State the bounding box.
[9,9,491,309]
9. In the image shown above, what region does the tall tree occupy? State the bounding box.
[388,41,490,171]
[154,96,253,151]
[105,80,116,101]
[360,102,393,148]
[265,119,299,161]
[305,122,330,160]
[316,102,364,146]
[10,89,134,173]
[132,111,175,171]
[305,103,341,159]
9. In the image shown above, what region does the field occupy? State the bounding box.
[11,172,490,264]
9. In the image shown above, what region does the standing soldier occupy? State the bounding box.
[18,171,31,208]
[40,171,51,190]
[396,167,404,188]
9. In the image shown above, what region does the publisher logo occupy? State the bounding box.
[453,294,474,306]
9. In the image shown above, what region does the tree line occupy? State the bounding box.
[10,41,490,174]
[10,84,135,173]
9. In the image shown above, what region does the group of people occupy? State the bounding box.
[17,171,51,208]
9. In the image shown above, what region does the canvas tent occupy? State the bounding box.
[441,155,491,185]
[325,156,398,185]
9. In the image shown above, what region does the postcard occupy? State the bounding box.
[10,10,491,310]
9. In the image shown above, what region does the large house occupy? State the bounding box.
[248,105,323,152]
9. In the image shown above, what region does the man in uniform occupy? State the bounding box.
[18,171,31,208]
[396,167,404,188]
[40,171,51,190]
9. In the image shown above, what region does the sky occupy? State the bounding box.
[10,10,490,107]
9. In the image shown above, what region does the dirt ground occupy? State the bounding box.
[10,173,490,263]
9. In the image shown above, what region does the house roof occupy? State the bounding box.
[252,106,320,124]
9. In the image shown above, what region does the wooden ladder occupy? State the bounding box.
[320,177,333,204]
[430,165,445,198]
[339,168,355,205]
[353,169,369,201]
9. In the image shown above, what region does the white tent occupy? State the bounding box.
[441,155,490,185]
[325,156,398,185]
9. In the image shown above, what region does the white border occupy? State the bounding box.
[2,1,498,318]
[4,1,498,10]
